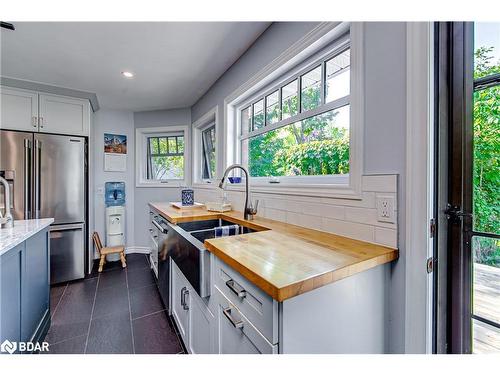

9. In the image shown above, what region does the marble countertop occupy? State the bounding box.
[0,219,54,256]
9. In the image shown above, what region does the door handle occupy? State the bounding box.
[24,138,31,219]
[34,139,41,219]
[225,279,247,299]
[223,307,244,329]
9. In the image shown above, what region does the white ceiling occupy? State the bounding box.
[0,22,271,111]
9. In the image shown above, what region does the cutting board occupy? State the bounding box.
[170,201,205,210]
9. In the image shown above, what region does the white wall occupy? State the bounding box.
[92,109,136,253]
[133,108,191,247]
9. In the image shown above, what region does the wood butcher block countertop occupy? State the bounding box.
[149,202,399,302]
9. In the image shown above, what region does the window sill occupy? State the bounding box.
[224,182,362,200]
[192,182,218,190]
[136,180,184,188]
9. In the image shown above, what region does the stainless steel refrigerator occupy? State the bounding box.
[0,130,87,284]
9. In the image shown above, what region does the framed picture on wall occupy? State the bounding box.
[104,133,127,171]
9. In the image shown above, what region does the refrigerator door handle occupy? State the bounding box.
[34,139,41,219]
[50,223,85,232]
[23,138,31,219]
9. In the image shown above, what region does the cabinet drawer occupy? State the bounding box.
[214,286,277,354]
[214,257,278,344]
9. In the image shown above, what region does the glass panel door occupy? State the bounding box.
[472,22,500,353]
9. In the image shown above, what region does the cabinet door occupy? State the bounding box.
[215,287,277,354]
[21,229,50,342]
[171,261,190,347]
[39,94,90,136]
[188,291,214,354]
[0,243,23,352]
[0,86,38,131]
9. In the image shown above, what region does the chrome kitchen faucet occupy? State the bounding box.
[219,164,258,220]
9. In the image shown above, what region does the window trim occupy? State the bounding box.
[223,22,364,199]
[192,106,219,187]
[135,125,190,188]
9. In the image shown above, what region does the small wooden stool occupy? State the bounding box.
[92,232,127,272]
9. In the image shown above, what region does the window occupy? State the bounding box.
[239,45,352,181]
[136,126,190,187]
[301,66,322,111]
[192,106,218,185]
[242,106,349,177]
[201,125,216,179]
[281,80,298,120]
[147,135,184,180]
[253,99,264,130]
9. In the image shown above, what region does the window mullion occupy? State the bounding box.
[298,72,302,114]
[278,88,282,121]
[321,61,326,105]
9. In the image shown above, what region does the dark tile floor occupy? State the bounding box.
[44,254,184,354]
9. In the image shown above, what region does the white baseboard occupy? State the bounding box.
[125,246,151,255]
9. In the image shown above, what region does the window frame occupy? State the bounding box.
[192,106,219,187]
[135,125,190,188]
[146,134,185,180]
[223,22,364,199]
[201,124,216,180]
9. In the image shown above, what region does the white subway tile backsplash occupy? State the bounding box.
[263,207,287,222]
[264,198,302,213]
[300,202,345,220]
[362,175,397,193]
[286,211,323,230]
[321,218,375,243]
[374,227,398,248]
[194,174,399,248]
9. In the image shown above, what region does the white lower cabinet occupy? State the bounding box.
[171,261,190,346]
[171,260,214,354]
[214,286,277,354]
[188,291,214,354]
[170,257,277,354]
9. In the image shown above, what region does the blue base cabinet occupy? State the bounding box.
[0,228,50,353]
[0,243,23,350]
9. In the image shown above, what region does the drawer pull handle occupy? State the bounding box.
[223,307,244,329]
[226,279,247,299]
[181,287,189,310]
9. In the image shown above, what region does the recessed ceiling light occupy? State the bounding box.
[121,71,134,78]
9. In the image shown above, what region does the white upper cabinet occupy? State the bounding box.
[0,87,38,132]
[39,94,90,136]
[0,86,91,136]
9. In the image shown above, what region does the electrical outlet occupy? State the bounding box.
[376,195,395,223]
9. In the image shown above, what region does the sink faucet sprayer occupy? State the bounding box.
[219,164,258,220]
[0,176,14,228]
